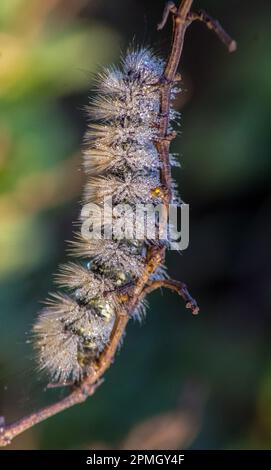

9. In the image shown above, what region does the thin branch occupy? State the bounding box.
[188,10,237,52]
[0,380,102,447]
[0,0,235,447]
[157,1,177,31]
[142,279,199,315]
[156,0,194,212]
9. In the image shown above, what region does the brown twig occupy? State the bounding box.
[0,0,236,447]
[188,10,237,52]
[141,279,199,315]
[0,380,102,446]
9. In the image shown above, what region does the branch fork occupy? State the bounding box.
[0,0,236,447]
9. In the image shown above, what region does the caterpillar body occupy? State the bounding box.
[33,48,180,385]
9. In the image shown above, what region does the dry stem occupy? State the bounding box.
[0,0,235,447]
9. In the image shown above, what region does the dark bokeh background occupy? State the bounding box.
[0,0,271,450]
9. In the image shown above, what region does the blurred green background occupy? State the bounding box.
[0,0,271,450]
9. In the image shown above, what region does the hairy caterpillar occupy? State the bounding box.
[33,48,180,385]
